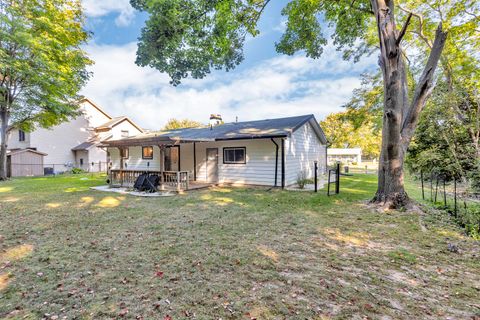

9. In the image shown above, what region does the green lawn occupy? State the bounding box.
[0,174,479,319]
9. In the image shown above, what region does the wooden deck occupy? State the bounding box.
[108,169,214,191]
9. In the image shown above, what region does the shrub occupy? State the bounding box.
[71,167,85,174]
[296,170,308,189]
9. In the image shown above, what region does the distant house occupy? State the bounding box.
[7,98,143,173]
[102,114,328,189]
[327,148,362,164]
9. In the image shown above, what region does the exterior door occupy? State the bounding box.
[206,148,218,183]
[165,146,180,171]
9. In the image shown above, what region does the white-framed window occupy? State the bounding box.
[223,147,246,164]
[142,146,153,159]
[19,130,25,142]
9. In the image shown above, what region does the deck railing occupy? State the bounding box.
[109,170,190,191]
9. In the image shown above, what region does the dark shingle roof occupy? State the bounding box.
[72,141,97,151]
[101,114,326,146]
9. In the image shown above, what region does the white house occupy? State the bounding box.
[7,98,143,173]
[102,114,328,189]
[327,148,362,164]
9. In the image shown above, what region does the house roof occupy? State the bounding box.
[7,148,48,156]
[95,116,144,133]
[72,141,98,151]
[78,98,112,120]
[100,114,327,147]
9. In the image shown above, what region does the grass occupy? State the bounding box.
[0,173,479,319]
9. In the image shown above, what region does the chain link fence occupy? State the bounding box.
[9,161,109,177]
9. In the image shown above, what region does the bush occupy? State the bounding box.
[71,167,85,174]
[296,170,309,189]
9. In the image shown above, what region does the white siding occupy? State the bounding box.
[108,139,282,186]
[285,121,327,186]
[109,119,143,140]
[109,146,161,171]
[194,139,281,186]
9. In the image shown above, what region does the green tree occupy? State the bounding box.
[0,0,92,180]
[321,111,381,159]
[130,0,479,208]
[163,118,204,130]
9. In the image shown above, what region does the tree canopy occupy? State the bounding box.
[0,0,92,179]
[321,111,381,159]
[163,118,204,130]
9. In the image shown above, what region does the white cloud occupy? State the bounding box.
[81,41,377,130]
[82,0,135,27]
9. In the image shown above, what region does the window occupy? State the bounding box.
[223,147,246,164]
[121,130,129,138]
[120,147,129,159]
[142,146,153,159]
[19,130,25,142]
[79,158,84,166]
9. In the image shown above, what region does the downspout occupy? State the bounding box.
[281,138,285,189]
[270,138,278,187]
[193,142,197,181]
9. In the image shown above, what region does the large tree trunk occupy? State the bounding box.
[370,0,447,208]
[0,109,9,180]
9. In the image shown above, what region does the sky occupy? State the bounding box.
[80,0,378,130]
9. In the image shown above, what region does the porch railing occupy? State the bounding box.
[109,170,190,191]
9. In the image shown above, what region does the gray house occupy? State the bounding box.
[102,114,328,190]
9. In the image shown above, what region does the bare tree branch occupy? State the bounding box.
[396,12,412,45]
[401,23,448,144]
[398,4,432,48]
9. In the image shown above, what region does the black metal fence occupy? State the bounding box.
[327,163,340,196]
[417,171,480,239]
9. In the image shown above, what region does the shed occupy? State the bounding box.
[7,149,47,177]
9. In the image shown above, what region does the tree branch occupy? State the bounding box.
[401,23,448,144]
[398,4,432,48]
[396,12,412,45]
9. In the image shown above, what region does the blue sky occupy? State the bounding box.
[80,0,378,130]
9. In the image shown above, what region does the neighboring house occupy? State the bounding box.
[7,98,143,173]
[327,148,362,164]
[102,114,328,189]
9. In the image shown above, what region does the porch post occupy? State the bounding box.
[159,145,165,191]
[118,147,124,187]
[176,171,181,191]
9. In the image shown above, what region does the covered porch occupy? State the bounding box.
[101,134,212,192]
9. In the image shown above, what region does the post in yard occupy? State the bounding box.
[335,163,340,194]
[454,179,457,217]
[314,161,318,193]
[443,179,447,207]
[421,171,424,200]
